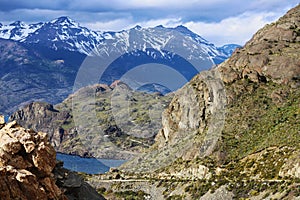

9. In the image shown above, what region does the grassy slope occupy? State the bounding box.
[221,80,300,161]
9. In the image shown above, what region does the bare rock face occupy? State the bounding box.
[218,4,300,88]
[0,117,105,200]
[121,69,226,172]
[0,120,65,200]
[9,102,71,147]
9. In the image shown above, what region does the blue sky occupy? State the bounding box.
[0,0,299,46]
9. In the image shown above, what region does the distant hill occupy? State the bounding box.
[10,82,173,159]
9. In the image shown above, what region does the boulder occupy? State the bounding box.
[0,120,66,200]
[0,119,105,200]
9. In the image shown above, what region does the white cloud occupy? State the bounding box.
[83,17,182,32]
[83,19,134,32]
[184,11,283,46]
[137,18,182,28]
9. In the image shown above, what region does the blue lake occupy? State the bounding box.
[56,153,126,174]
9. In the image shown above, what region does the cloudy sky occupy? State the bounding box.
[0,0,299,46]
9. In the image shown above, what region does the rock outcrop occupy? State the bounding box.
[218,4,300,91]
[0,117,104,200]
[9,102,72,149]
[0,119,63,199]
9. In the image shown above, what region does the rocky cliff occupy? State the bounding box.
[0,115,104,200]
[121,2,300,172]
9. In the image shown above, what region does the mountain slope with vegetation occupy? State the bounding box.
[87,4,300,200]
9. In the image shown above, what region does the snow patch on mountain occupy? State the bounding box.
[0,16,237,61]
[0,21,43,40]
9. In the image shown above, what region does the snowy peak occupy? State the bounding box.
[49,16,79,28]
[173,25,193,34]
[172,25,210,44]
[22,17,103,55]
[132,25,142,30]
[0,16,236,61]
[0,20,43,40]
[9,21,26,27]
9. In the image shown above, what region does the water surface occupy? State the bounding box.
[56,153,126,174]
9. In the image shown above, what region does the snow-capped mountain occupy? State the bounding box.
[0,16,232,60]
[0,21,43,40]
[95,24,227,62]
[0,17,103,55]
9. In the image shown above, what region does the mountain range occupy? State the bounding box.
[0,17,240,114]
[0,17,237,58]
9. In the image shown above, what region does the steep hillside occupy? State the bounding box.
[122,2,300,172]
[94,4,300,199]
[0,39,78,115]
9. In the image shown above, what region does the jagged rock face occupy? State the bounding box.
[219,4,300,88]
[9,102,72,149]
[0,118,105,200]
[0,120,65,199]
[120,69,226,172]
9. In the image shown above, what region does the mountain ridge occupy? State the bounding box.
[0,17,239,115]
[0,16,239,56]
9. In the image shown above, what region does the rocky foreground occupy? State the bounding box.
[0,115,104,200]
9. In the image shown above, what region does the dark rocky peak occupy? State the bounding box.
[9,20,26,27]
[173,25,192,33]
[45,16,79,30]
[172,25,211,45]
[155,24,165,28]
[50,16,77,26]
[132,25,142,30]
